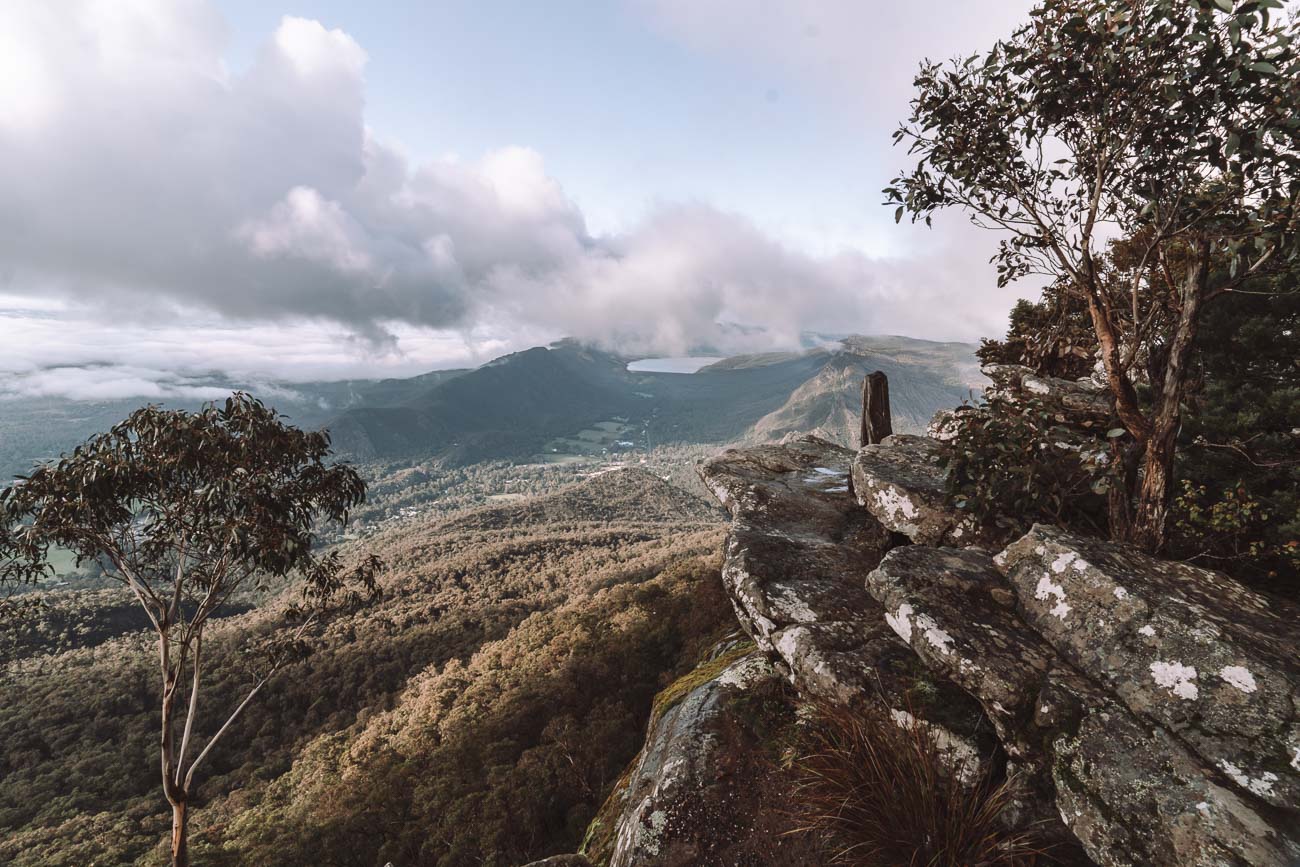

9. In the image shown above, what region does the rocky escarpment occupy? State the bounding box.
[692,432,1300,866]
[578,637,819,867]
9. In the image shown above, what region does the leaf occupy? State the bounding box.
[1106,428,1127,438]
[1213,0,1233,12]
[1226,131,1240,157]
[895,206,905,224]
[1248,61,1279,74]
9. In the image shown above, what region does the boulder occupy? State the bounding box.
[851,434,974,545]
[868,543,1300,866]
[925,405,977,442]
[997,524,1300,812]
[980,362,1112,418]
[594,641,817,867]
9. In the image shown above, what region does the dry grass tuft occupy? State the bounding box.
[788,700,1050,867]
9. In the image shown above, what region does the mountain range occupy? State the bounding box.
[326,335,983,464]
[0,335,982,479]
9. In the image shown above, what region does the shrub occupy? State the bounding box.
[788,700,1048,867]
[941,395,1110,544]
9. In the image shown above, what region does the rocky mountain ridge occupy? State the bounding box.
[535,370,1300,867]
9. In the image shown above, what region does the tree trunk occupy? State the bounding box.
[1107,441,1140,541]
[1130,424,1178,553]
[1128,240,1210,553]
[171,798,189,867]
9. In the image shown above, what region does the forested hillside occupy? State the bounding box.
[0,470,730,866]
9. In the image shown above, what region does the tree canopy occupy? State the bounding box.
[0,393,380,866]
[887,0,1300,550]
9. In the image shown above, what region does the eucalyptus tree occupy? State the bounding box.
[0,394,381,867]
[886,0,1299,550]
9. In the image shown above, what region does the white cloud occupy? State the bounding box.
[0,0,1044,399]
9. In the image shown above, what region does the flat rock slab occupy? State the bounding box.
[701,436,864,532]
[998,524,1300,812]
[867,546,1057,742]
[699,436,889,656]
[851,434,972,545]
[699,437,988,739]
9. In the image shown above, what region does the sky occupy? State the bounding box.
[0,0,1040,400]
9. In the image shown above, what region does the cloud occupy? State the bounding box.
[2,365,233,403]
[0,0,1043,398]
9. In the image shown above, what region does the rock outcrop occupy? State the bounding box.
[983,362,1113,419]
[689,432,1300,867]
[697,437,992,735]
[998,525,1300,811]
[850,434,976,545]
[581,637,820,867]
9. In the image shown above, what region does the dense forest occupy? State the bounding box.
[0,470,730,865]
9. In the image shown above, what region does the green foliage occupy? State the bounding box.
[942,395,1109,542]
[976,284,1096,380]
[1,393,373,604]
[203,554,734,867]
[1167,285,1300,593]
[0,394,384,864]
[954,266,1298,594]
[886,0,1300,550]
[885,0,1300,291]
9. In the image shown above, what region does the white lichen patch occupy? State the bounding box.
[1139,624,1157,637]
[1218,760,1278,798]
[774,628,806,665]
[1113,586,1129,600]
[1025,377,1052,395]
[1291,746,1300,772]
[1035,576,1071,621]
[1218,665,1257,694]
[873,485,920,521]
[1051,552,1078,574]
[885,603,914,644]
[1150,660,1199,700]
[770,586,818,623]
[717,654,774,689]
[915,612,955,655]
[812,467,842,475]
